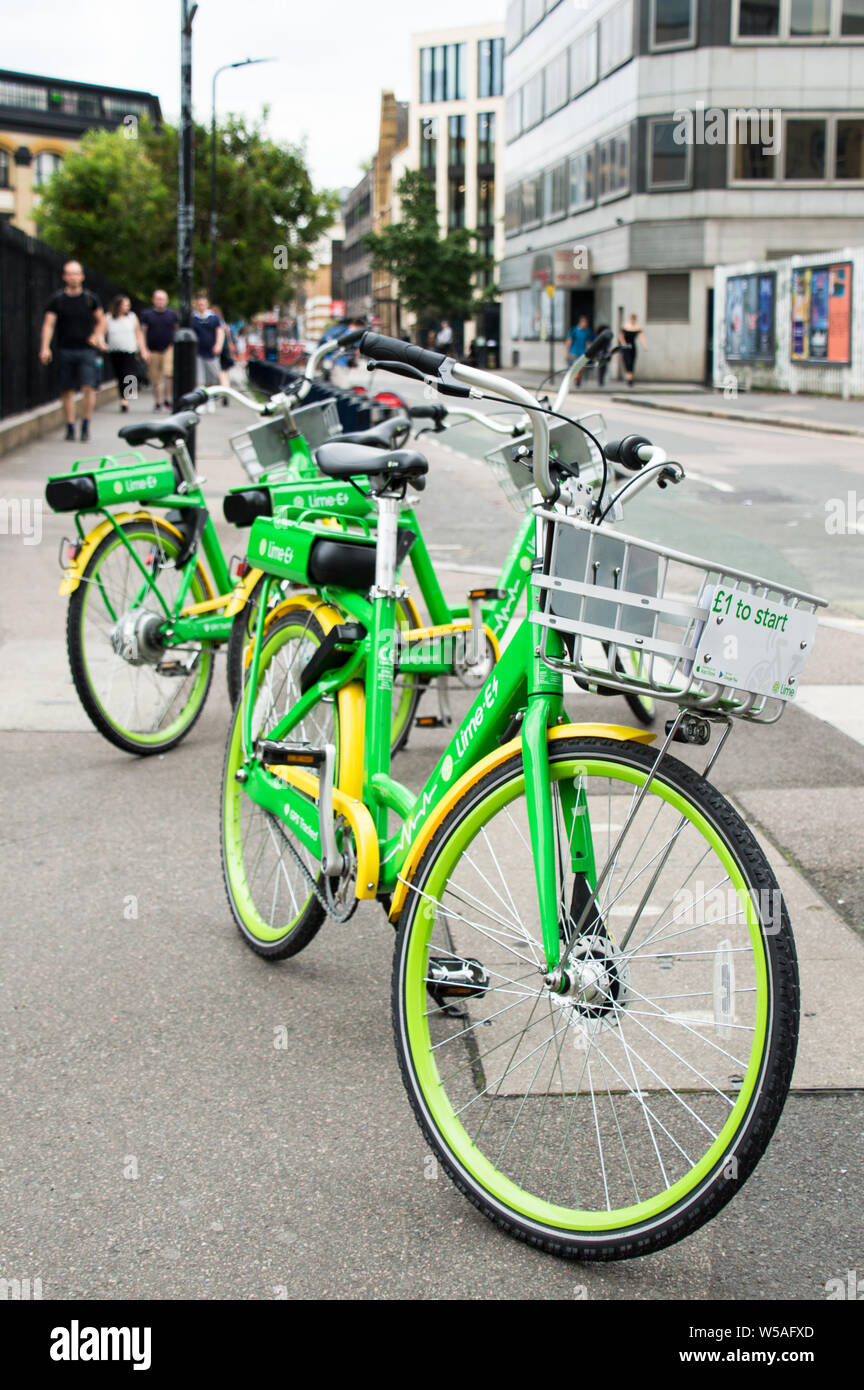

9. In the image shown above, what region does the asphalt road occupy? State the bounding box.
[0,385,862,1301]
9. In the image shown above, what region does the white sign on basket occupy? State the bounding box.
[692,585,818,701]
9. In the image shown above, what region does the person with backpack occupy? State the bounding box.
[39,260,107,442]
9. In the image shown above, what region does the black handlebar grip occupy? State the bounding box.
[359,331,447,378]
[604,435,653,471]
[408,404,448,421]
[585,328,615,361]
[336,328,364,348]
[178,387,209,409]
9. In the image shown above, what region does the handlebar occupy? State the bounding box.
[604,435,655,472]
[358,332,447,379]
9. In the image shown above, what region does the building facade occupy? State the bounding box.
[501,0,864,380]
[390,22,507,348]
[343,169,374,320]
[0,70,161,235]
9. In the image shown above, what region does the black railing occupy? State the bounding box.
[0,221,145,420]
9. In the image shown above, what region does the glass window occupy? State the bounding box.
[784,118,827,178]
[0,149,10,188]
[420,117,438,170]
[505,184,521,233]
[569,148,595,209]
[0,80,48,110]
[521,173,542,225]
[522,71,544,130]
[790,0,831,31]
[446,46,458,101]
[543,161,568,219]
[448,115,466,166]
[597,129,630,198]
[456,43,467,99]
[570,32,598,95]
[733,141,778,178]
[649,118,691,186]
[842,0,864,33]
[478,37,505,98]
[477,112,496,166]
[506,0,524,51]
[599,0,633,75]
[545,50,569,115]
[738,0,780,35]
[420,48,433,103]
[448,177,466,229]
[33,151,63,187]
[477,176,495,227]
[506,90,522,141]
[524,0,545,31]
[836,119,864,177]
[492,37,504,97]
[433,46,446,102]
[652,0,694,46]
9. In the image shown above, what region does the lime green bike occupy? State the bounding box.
[220,333,824,1259]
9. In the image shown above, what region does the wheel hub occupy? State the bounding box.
[110,608,166,666]
[453,631,495,688]
[546,935,629,1021]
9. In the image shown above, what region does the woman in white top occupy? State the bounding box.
[106,295,146,412]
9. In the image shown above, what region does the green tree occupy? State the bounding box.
[364,169,494,325]
[36,113,336,319]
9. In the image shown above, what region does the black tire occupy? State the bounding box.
[225,573,297,706]
[392,734,799,1260]
[67,516,215,756]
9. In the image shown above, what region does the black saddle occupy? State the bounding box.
[118,410,200,448]
[329,416,410,450]
[315,442,428,491]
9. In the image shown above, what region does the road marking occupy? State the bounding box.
[684,470,736,494]
[820,615,864,633]
[796,685,864,745]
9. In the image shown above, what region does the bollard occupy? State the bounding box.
[173,328,198,461]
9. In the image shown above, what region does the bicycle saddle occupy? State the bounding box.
[329,416,410,449]
[118,410,201,448]
[315,442,428,490]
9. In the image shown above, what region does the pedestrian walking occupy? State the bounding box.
[140,289,178,411]
[619,313,647,387]
[567,315,593,387]
[39,259,106,442]
[435,319,454,351]
[212,304,235,405]
[105,295,146,413]
[190,289,225,410]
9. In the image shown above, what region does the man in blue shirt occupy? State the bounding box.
[567,315,593,386]
[190,290,225,397]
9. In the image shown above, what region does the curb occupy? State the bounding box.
[609,394,864,438]
[0,382,120,458]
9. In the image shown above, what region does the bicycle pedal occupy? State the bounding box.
[415,715,447,729]
[467,587,506,602]
[155,656,198,678]
[427,956,490,1008]
[257,740,326,768]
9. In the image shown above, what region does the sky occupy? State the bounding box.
[4,0,504,191]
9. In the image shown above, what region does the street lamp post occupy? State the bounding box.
[210,57,276,304]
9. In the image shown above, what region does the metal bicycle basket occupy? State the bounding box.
[230,398,342,480]
[485,412,607,513]
[531,511,827,723]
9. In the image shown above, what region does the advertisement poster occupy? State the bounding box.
[725,273,775,362]
[791,261,852,365]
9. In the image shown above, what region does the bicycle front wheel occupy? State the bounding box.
[67,517,215,755]
[393,735,798,1260]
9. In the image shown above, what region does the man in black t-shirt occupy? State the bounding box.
[40,260,107,442]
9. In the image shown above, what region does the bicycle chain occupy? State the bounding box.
[264,810,357,923]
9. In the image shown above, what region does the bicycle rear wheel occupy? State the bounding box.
[393,735,798,1259]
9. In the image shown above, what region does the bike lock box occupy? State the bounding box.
[46,453,178,513]
[249,514,385,590]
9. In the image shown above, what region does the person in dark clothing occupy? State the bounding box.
[619,313,647,386]
[39,260,107,441]
[190,290,225,407]
[140,289,179,410]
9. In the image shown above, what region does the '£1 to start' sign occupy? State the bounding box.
[692,584,818,701]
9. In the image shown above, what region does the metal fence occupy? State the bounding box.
[0,221,145,420]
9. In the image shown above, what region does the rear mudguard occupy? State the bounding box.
[59,511,214,599]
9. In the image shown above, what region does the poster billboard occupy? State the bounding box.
[790,262,853,365]
[724,273,775,362]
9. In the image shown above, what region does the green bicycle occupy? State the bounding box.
[219,332,824,1259]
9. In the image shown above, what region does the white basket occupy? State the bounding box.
[531,512,827,722]
[485,412,607,513]
[230,398,342,480]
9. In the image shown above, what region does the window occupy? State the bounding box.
[545,50,569,115]
[647,273,691,322]
[735,0,864,37]
[478,37,504,98]
[521,173,543,226]
[522,71,544,130]
[732,114,864,181]
[420,117,438,170]
[448,178,466,229]
[648,118,693,187]
[785,117,827,177]
[837,119,864,176]
[570,31,598,95]
[506,91,522,141]
[569,148,595,210]
[477,175,495,227]
[597,128,631,199]
[420,44,466,103]
[0,80,48,110]
[33,151,63,187]
[524,0,545,31]
[448,115,466,167]
[543,162,567,221]
[0,149,10,189]
[102,97,150,119]
[599,0,633,75]
[651,0,695,47]
[505,183,521,233]
[477,112,496,166]
[506,0,524,52]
